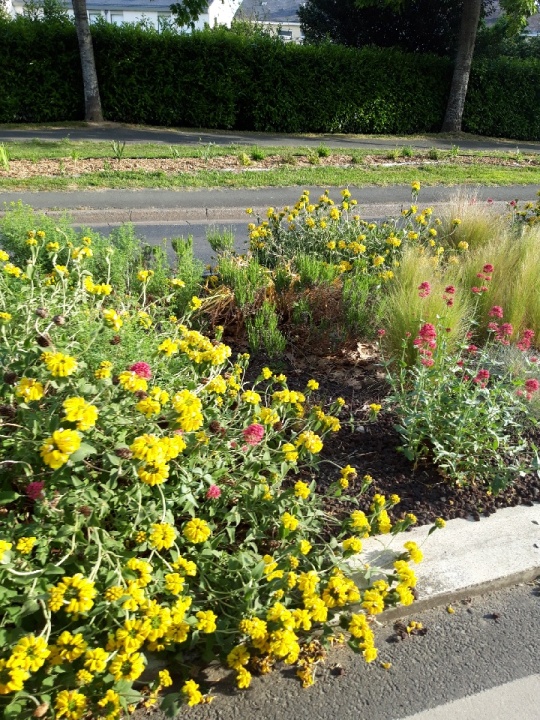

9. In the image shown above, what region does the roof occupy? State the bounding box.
[236,0,302,22]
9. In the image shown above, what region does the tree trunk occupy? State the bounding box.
[441,0,482,133]
[72,0,103,122]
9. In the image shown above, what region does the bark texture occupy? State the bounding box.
[72,0,103,122]
[441,0,483,133]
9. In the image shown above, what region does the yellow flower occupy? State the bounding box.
[109,652,145,681]
[170,277,186,287]
[136,397,161,418]
[54,689,87,720]
[149,523,176,551]
[342,536,362,554]
[183,518,211,544]
[411,180,421,192]
[48,574,96,615]
[103,309,123,331]
[158,338,179,356]
[84,647,109,673]
[0,250,9,261]
[118,371,148,393]
[435,517,446,529]
[94,360,113,380]
[282,512,299,532]
[227,645,250,670]
[369,403,382,414]
[404,541,423,564]
[0,540,13,556]
[76,669,93,685]
[97,689,121,718]
[104,586,125,602]
[182,679,204,706]
[51,632,88,663]
[236,667,252,689]
[242,390,261,404]
[16,537,36,554]
[10,634,49,672]
[0,311,12,322]
[40,429,81,469]
[63,397,98,431]
[306,379,319,391]
[457,240,468,250]
[0,658,29,694]
[138,461,169,486]
[362,589,385,615]
[294,481,310,500]
[4,263,23,277]
[372,255,385,267]
[282,443,298,462]
[295,430,323,454]
[137,269,154,282]
[196,610,217,633]
[164,573,185,595]
[190,296,203,310]
[42,352,78,377]
[298,539,311,555]
[15,377,44,402]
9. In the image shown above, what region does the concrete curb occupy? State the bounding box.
[350,503,540,620]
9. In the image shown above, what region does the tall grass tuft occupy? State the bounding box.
[379,248,471,364]
[437,191,506,251]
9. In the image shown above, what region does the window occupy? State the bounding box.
[110,12,124,25]
[88,12,102,23]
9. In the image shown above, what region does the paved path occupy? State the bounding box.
[134,581,540,720]
[2,124,540,153]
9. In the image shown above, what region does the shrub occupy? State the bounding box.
[383,281,540,492]
[0,227,429,717]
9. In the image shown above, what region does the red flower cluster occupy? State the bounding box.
[517,329,535,352]
[414,323,437,367]
[418,281,431,298]
[242,423,265,446]
[129,362,152,379]
[443,285,455,307]
[473,369,490,387]
[26,481,45,500]
[206,485,222,499]
[487,321,514,345]
[488,306,504,319]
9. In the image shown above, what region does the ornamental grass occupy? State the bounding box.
[0,231,435,718]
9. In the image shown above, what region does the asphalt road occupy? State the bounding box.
[2,124,540,153]
[136,581,540,720]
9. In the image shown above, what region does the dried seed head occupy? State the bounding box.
[36,333,52,348]
[35,307,48,319]
[78,505,92,517]
[115,447,133,459]
[3,371,18,386]
[52,315,66,326]
[134,391,148,400]
[110,335,121,345]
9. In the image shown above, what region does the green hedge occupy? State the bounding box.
[1,17,540,139]
[464,57,540,140]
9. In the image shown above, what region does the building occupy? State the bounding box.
[8,0,243,31]
[235,0,303,42]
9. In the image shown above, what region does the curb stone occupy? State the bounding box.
[349,503,540,620]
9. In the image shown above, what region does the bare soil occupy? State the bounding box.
[1,152,538,179]
[241,346,540,529]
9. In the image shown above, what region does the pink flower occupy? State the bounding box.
[489,306,504,319]
[417,281,431,298]
[242,423,265,446]
[206,485,221,499]
[483,264,494,274]
[487,322,499,333]
[500,323,513,336]
[446,298,454,307]
[129,362,152,379]
[510,199,517,208]
[487,198,493,204]
[444,285,456,295]
[471,286,481,294]
[525,378,540,394]
[421,358,434,367]
[456,360,464,367]
[473,369,490,387]
[530,356,538,363]
[517,329,535,351]
[467,344,479,354]
[377,329,386,337]
[26,482,45,500]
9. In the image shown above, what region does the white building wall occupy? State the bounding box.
[208,0,242,27]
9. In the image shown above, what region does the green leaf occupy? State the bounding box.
[0,491,20,505]
[69,443,97,463]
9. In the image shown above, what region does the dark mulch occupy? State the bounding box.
[238,343,540,528]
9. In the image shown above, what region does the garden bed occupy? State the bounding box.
[242,349,540,529]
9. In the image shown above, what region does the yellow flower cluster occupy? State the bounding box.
[40,429,81,469]
[42,352,78,377]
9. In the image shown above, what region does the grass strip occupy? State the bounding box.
[0,164,539,191]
